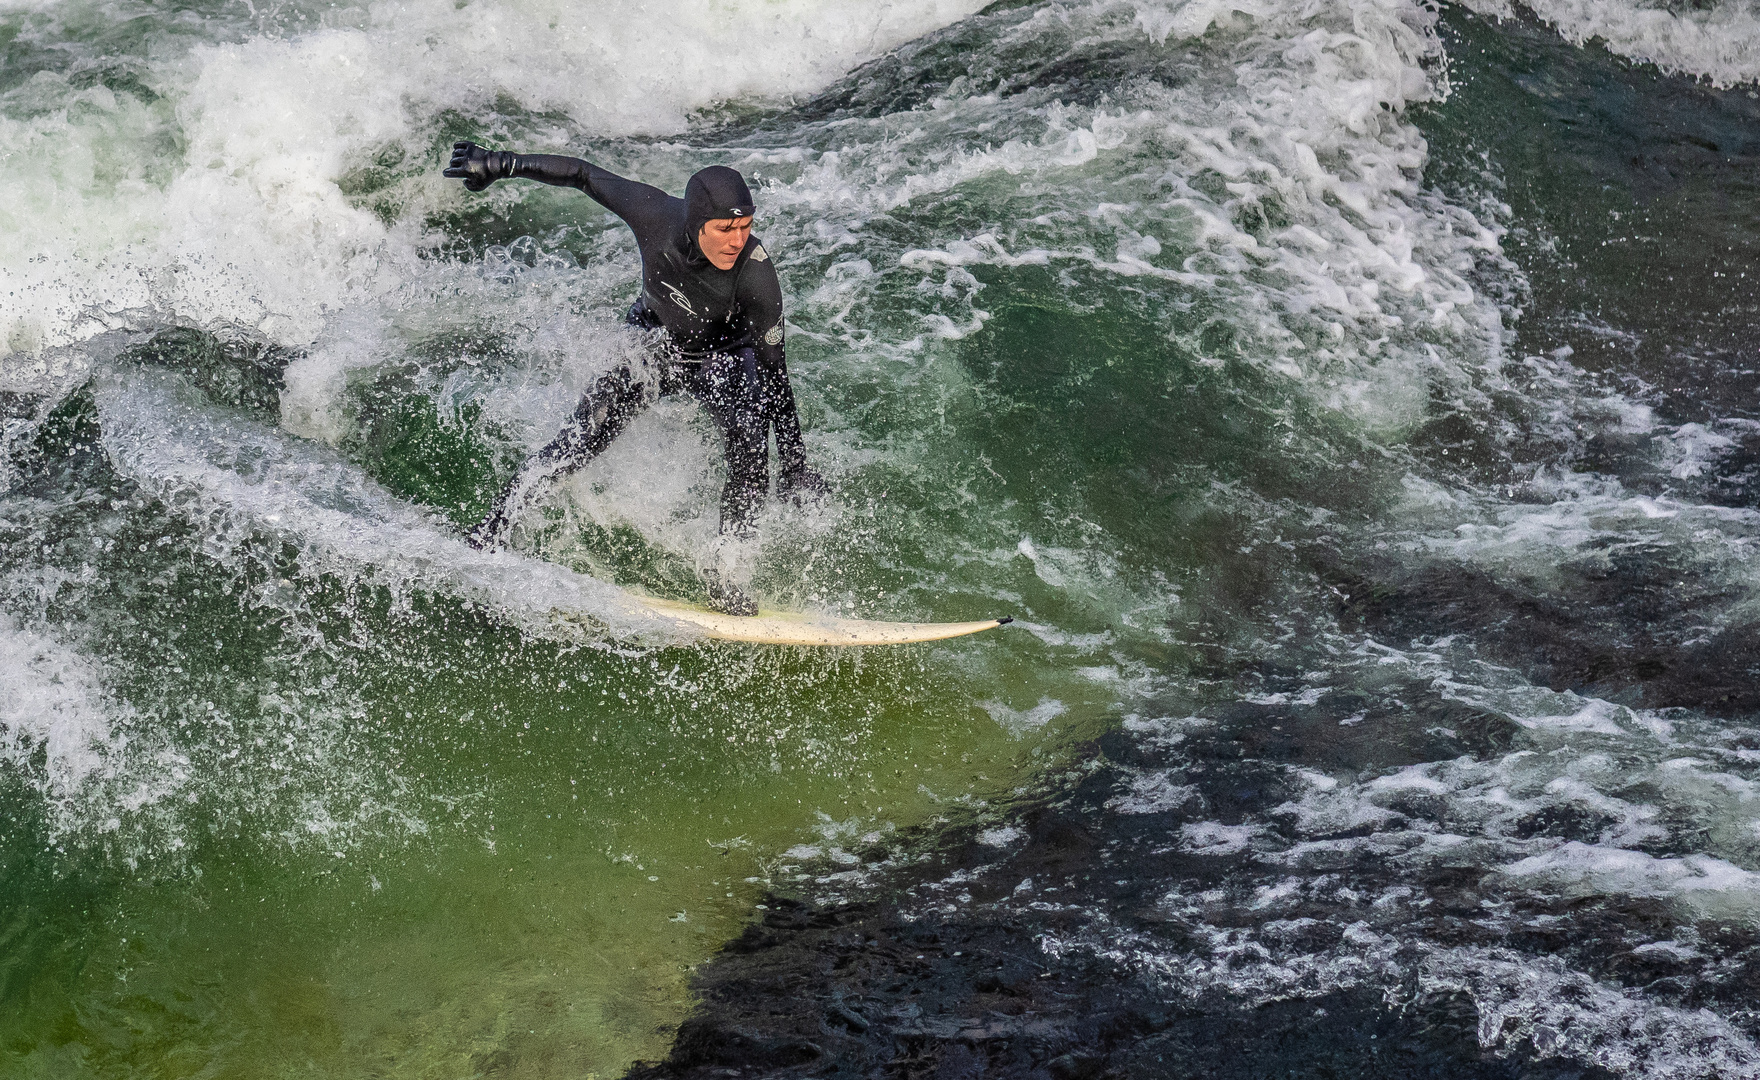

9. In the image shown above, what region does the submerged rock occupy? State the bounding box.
[626,787,1624,1080]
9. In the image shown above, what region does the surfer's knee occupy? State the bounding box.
[550,367,647,460]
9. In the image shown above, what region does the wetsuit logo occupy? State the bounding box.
[750,244,768,263]
[662,282,697,316]
[764,322,783,346]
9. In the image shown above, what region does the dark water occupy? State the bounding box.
[3,0,1760,1076]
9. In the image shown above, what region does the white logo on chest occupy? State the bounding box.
[662,282,697,316]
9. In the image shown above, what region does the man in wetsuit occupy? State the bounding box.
[443,140,824,613]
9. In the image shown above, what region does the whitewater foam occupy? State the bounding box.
[0,0,992,378]
[0,611,187,845]
[1500,842,1760,923]
[90,364,700,644]
[1461,0,1760,88]
[743,0,1514,439]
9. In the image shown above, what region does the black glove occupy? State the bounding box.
[778,466,830,506]
[443,140,515,192]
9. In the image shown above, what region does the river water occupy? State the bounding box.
[2,0,1758,1075]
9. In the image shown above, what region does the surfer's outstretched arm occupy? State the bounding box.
[445,141,679,236]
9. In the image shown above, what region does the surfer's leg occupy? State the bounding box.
[468,364,652,549]
[671,350,768,615]
[684,349,770,535]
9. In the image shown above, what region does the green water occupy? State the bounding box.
[1,581,1080,1074]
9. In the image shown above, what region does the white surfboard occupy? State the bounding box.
[625,594,1011,646]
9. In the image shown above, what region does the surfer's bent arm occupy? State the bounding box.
[738,253,815,484]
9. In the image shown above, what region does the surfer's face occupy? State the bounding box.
[698,216,753,269]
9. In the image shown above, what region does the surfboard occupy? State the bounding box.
[625,594,1012,646]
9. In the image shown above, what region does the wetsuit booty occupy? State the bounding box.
[701,567,758,617]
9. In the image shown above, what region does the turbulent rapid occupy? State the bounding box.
[3,0,1759,1075]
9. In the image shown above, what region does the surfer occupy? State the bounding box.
[443,141,825,614]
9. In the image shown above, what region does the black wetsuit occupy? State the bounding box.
[448,145,815,547]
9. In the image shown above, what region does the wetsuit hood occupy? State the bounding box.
[684,166,755,252]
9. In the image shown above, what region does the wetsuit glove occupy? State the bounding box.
[778,466,830,505]
[444,140,515,191]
